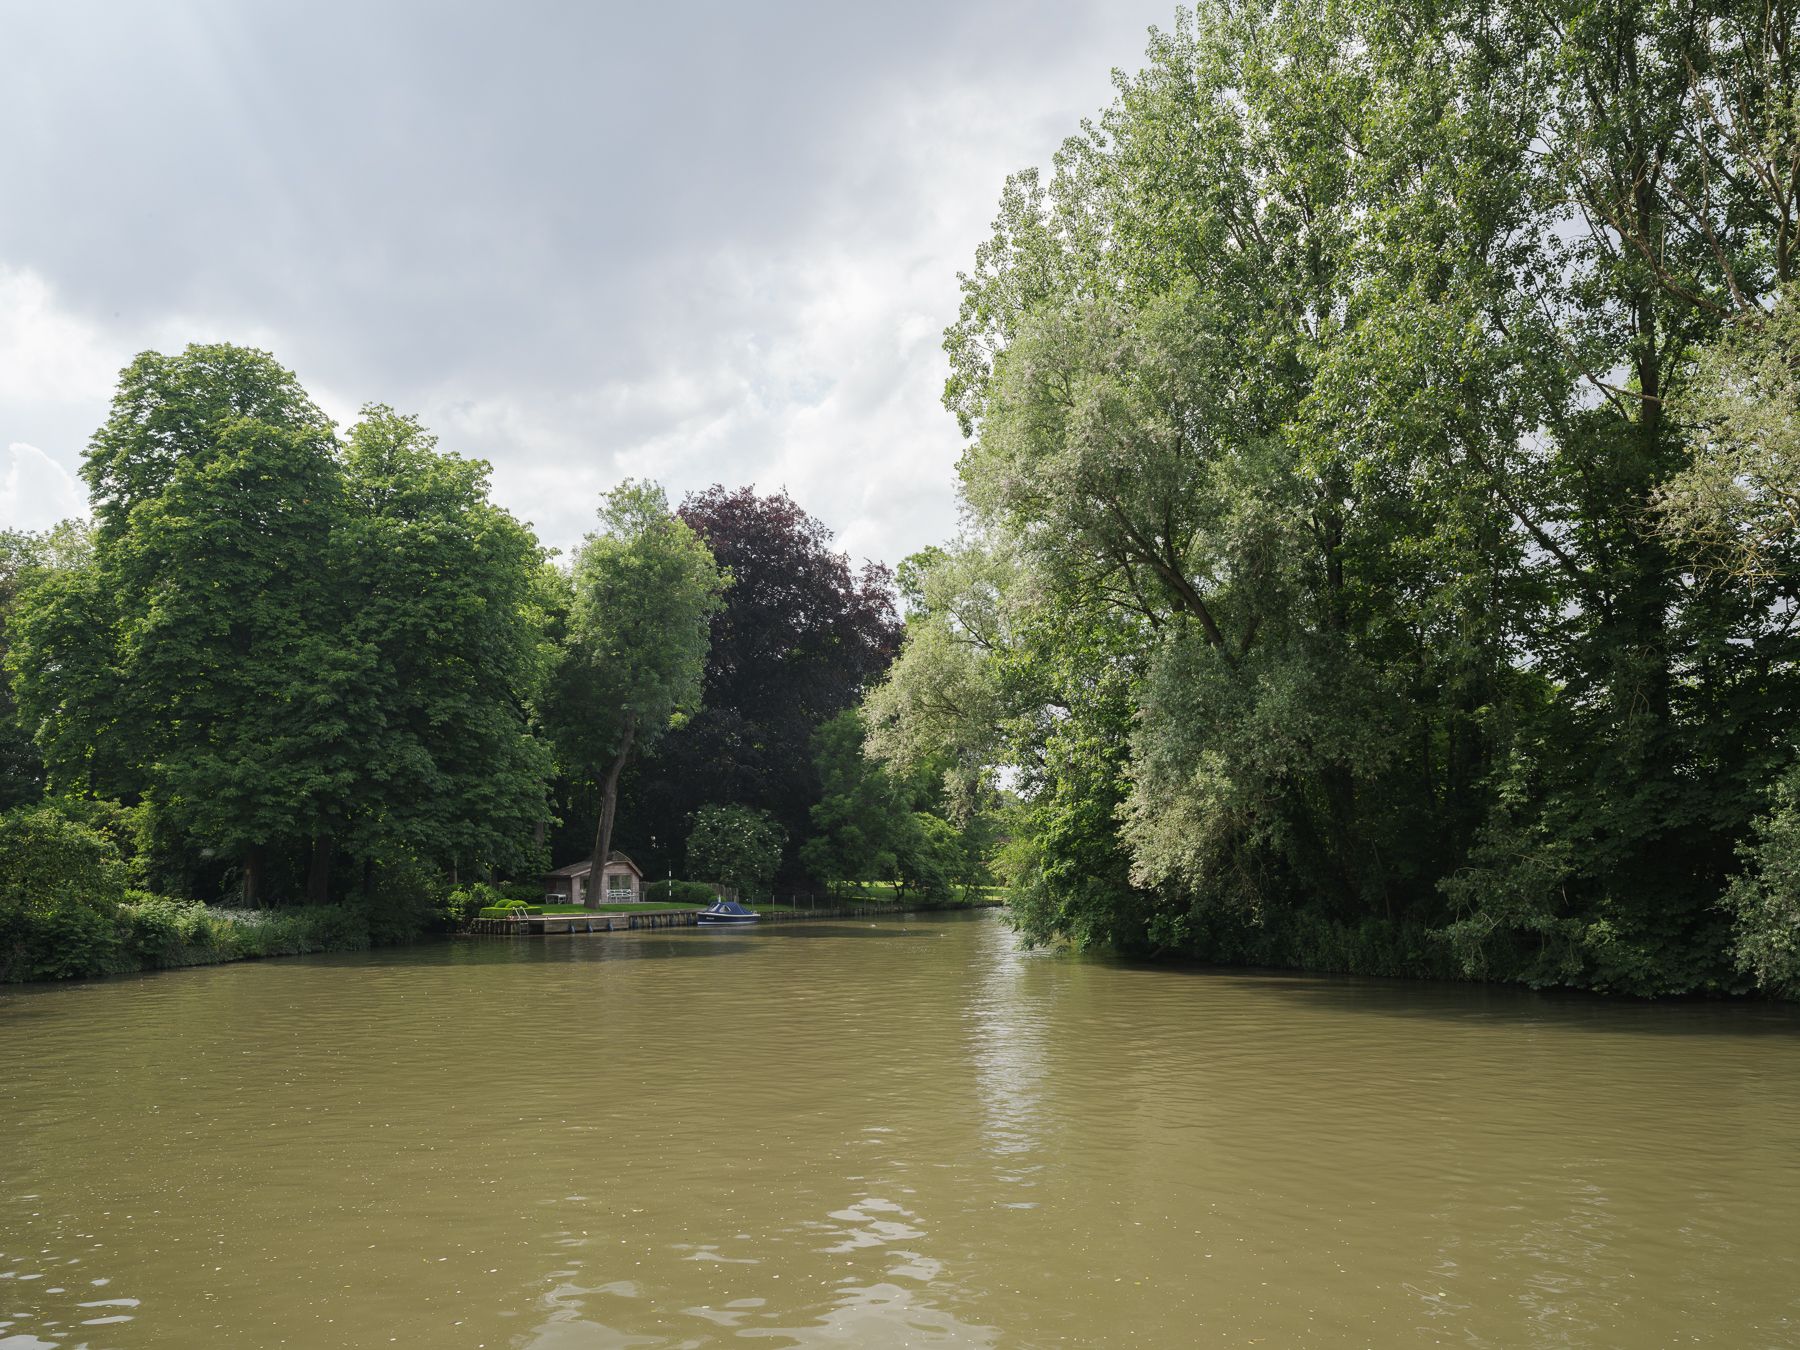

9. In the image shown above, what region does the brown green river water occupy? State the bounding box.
[4,909,1800,1348]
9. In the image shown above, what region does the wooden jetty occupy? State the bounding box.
[465,899,991,938]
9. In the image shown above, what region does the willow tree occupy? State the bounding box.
[871,0,1800,992]
[551,482,726,903]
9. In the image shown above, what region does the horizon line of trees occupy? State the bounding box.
[1,344,990,945]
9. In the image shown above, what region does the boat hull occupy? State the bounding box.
[696,913,760,926]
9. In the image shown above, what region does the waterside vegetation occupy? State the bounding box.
[861,0,1800,996]
[1,358,990,982]
[9,2,1800,998]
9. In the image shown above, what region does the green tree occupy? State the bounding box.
[686,802,785,898]
[877,0,1800,992]
[0,523,92,810]
[550,482,727,902]
[327,405,552,897]
[21,345,345,902]
[800,709,907,890]
[1723,756,1800,996]
[10,346,556,905]
[1656,285,1800,588]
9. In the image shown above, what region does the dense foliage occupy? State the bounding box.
[804,707,994,900]
[8,347,550,905]
[0,804,374,981]
[685,803,787,898]
[615,487,901,880]
[543,481,728,891]
[645,879,720,905]
[870,0,1800,994]
[1,341,946,975]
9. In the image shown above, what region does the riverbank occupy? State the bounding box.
[4,890,1002,984]
[467,895,1001,935]
[1,895,401,984]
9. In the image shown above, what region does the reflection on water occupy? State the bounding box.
[4,911,1800,1348]
[967,925,1050,1199]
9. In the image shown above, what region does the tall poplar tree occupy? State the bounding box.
[871,0,1800,992]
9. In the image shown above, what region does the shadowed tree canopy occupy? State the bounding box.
[617,486,901,880]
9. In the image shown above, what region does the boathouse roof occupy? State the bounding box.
[543,851,641,879]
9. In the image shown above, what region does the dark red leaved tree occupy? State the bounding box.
[619,486,901,883]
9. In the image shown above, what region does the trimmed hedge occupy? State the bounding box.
[477,900,542,919]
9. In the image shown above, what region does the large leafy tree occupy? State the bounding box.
[25,345,346,902]
[621,486,900,878]
[800,708,909,891]
[0,524,91,811]
[548,481,727,902]
[10,345,554,903]
[873,0,1800,992]
[685,803,785,898]
[327,406,552,895]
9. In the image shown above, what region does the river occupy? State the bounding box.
[3,909,1799,1347]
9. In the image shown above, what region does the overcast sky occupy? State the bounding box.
[0,1,1174,568]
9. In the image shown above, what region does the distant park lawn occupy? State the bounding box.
[833,882,1000,906]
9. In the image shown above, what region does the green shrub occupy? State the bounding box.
[0,804,133,982]
[1724,758,1800,996]
[494,881,542,904]
[209,904,371,957]
[446,882,510,926]
[644,879,716,905]
[363,860,449,945]
[123,894,225,967]
[476,899,541,919]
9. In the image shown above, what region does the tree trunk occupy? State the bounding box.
[587,716,638,908]
[243,846,264,906]
[306,835,335,906]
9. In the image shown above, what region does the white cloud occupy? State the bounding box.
[0,265,122,408]
[0,1,1174,567]
[0,443,86,533]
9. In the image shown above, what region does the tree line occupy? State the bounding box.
[863,0,1800,996]
[1,345,992,977]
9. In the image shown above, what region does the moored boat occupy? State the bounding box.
[696,898,760,926]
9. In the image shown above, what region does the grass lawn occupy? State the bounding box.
[537,902,701,915]
[826,883,1001,906]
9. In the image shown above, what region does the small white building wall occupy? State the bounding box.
[572,863,639,904]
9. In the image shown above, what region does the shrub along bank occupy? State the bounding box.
[0,804,447,984]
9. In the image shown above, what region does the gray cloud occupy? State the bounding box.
[0,0,1174,564]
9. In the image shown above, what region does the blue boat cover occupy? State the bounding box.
[702,898,755,916]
